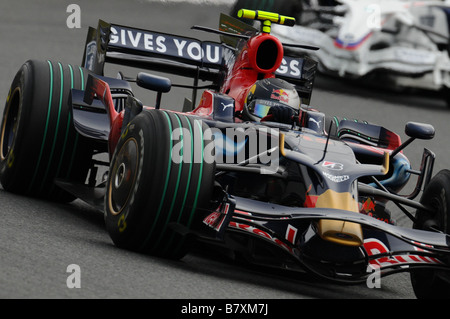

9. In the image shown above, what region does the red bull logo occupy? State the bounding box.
[271,89,289,103]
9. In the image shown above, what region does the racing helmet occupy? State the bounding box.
[243,77,301,122]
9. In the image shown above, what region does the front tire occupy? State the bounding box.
[411,169,450,299]
[105,109,215,259]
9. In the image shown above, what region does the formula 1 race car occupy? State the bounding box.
[1,9,450,299]
[232,0,450,107]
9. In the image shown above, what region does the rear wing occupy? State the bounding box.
[81,17,317,104]
[81,20,223,82]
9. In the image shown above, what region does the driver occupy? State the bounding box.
[242,77,302,125]
[240,77,339,138]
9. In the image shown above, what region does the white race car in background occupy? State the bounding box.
[232,0,450,106]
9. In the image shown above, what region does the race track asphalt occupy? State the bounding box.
[1,0,449,300]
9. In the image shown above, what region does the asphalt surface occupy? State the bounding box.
[1,0,449,300]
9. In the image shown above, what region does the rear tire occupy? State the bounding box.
[411,169,450,299]
[0,60,93,201]
[105,109,215,259]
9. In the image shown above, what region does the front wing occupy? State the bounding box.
[196,194,450,283]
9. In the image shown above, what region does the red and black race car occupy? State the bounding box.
[1,9,449,298]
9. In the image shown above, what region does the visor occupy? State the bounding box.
[250,103,271,118]
[247,99,298,118]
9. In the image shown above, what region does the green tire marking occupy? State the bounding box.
[28,61,53,193]
[39,62,65,192]
[140,111,173,251]
[333,116,340,130]
[154,113,184,249]
[66,66,84,178]
[78,67,84,90]
[163,114,194,253]
[54,64,73,180]
[177,116,194,223]
[173,118,205,255]
[186,119,204,228]
[68,64,74,87]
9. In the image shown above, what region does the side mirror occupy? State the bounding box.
[391,122,435,159]
[136,72,171,109]
[136,72,171,93]
[405,122,435,140]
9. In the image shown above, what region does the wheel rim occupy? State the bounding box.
[108,138,139,215]
[0,87,20,161]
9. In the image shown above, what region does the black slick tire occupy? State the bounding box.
[411,169,450,299]
[0,60,92,201]
[105,109,215,259]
